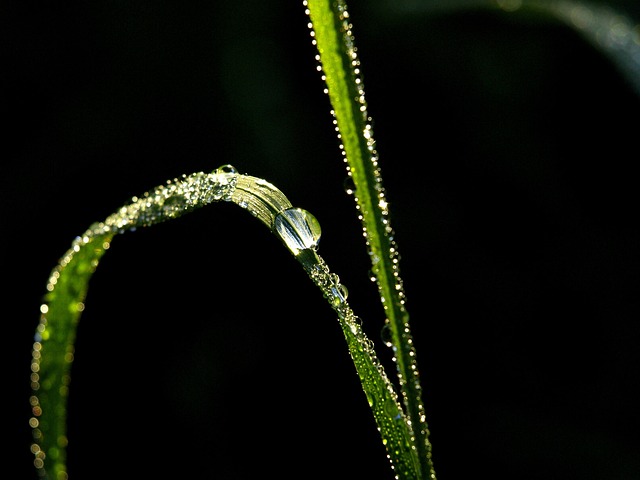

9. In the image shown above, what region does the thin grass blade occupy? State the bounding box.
[304,1,436,478]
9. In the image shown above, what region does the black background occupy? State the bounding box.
[3,1,640,479]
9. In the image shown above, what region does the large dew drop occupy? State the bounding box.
[274,207,321,256]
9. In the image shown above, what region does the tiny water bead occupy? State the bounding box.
[343,175,356,195]
[214,164,238,175]
[330,282,349,307]
[381,323,394,349]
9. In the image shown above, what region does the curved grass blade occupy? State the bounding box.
[29,165,417,479]
[538,1,640,96]
[381,0,640,97]
[304,1,435,478]
[29,166,239,479]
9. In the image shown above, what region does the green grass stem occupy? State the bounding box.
[304,1,435,478]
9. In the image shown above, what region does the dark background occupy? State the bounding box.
[3,1,640,478]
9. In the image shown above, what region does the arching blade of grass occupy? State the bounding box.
[29,166,420,479]
[304,1,436,478]
[382,0,640,96]
[533,0,640,96]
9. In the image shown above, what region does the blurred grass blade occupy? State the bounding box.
[380,0,640,96]
[541,0,640,96]
[304,1,435,478]
[29,232,113,480]
[29,166,419,479]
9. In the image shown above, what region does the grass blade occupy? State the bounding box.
[29,232,113,480]
[382,0,640,96]
[304,1,435,478]
[29,166,420,479]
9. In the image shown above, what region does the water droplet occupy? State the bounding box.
[338,283,348,300]
[381,323,394,348]
[214,164,238,175]
[274,208,321,256]
[343,175,356,195]
[330,282,348,307]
